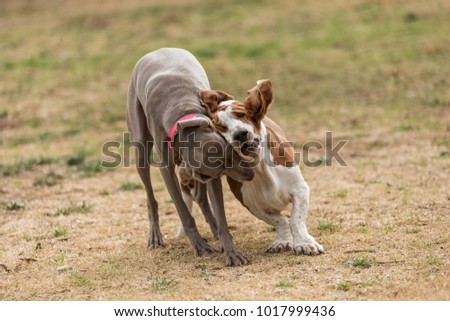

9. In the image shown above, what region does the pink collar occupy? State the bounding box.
[168,114,200,148]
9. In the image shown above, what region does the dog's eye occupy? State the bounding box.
[232,112,246,119]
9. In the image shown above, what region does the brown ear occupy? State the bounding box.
[243,79,273,127]
[198,90,234,114]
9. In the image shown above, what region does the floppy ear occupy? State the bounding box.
[176,117,211,132]
[198,90,234,114]
[243,79,273,127]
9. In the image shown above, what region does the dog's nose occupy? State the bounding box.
[233,129,249,143]
[253,137,260,147]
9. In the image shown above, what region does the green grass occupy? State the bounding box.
[119,182,143,191]
[358,225,369,234]
[369,140,388,149]
[22,234,32,242]
[317,221,339,232]
[433,137,450,147]
[424,257,442,266]
[51,252,66,266]
[287,259,304,266]
[70,272,89,287]
[8,128,80,147]
[53,228,68,238]
[66,151,110,177]
[1,201,26,211]
[275,280,293,288]
[77,160,106,177]
[49,201,91,217]
[337,281,351,291]
[33,171,64,187]
[0,157,55,177]
[66,151,89,167]
[99,189,110,195]
[334,189,348,198]
[348,257,375,268]
[149,275,177,291]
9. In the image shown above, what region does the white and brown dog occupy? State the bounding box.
[179,80,324,256]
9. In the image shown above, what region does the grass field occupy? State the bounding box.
[1,0,449,300]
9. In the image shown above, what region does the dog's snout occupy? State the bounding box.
[233,129,249,143]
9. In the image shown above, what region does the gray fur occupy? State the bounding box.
[126,48,252,266]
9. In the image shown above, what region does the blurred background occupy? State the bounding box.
[1,0,449,161]
[0,0,448,300]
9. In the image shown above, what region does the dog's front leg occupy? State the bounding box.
[290,181,324,256]
[207,177,250,266]
[159,166,216,256]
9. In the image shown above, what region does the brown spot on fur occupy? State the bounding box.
[208,103,229,133]
[198,90,234,113]
[243,79,273,129]
[263,116,297,167]
[198,90,234,133]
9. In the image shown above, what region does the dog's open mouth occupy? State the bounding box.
[240,138,260,156]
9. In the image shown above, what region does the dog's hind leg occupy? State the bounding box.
[290,180,324,256]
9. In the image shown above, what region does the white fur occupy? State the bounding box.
[223,119,323,254]
[216,101,257,142]
[177,104,323,255]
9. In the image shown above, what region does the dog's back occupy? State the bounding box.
[129,48,211,138]
[133,48,210,90]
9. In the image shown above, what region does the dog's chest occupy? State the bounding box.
[240,165,302,212]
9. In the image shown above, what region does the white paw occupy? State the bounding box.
[293,239,324,256]
[267,239,293,253]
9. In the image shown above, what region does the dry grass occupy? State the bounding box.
[1,0,449,300]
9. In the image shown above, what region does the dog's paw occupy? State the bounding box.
[192,238,216,256]
[267,240,293,253]
[147,229,165,249]
[224,250,250,266]
[293,241,324,256]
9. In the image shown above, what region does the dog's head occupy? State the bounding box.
[199,80,273,160]
[175,108,254,184]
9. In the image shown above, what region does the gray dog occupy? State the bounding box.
[126,48,254,266]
